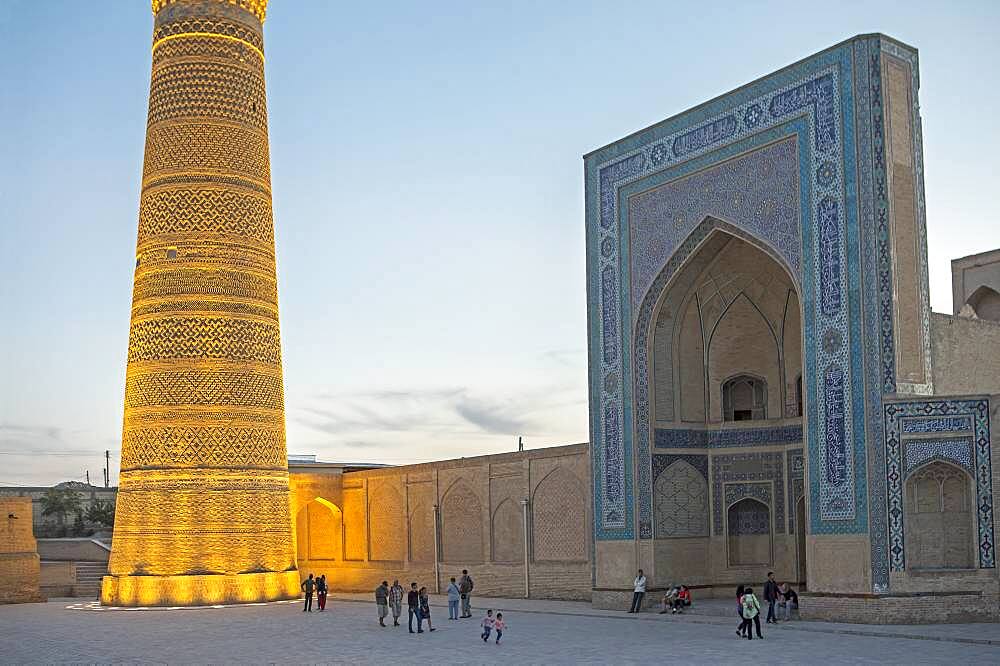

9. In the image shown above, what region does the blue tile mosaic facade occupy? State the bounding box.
[901,416,973,435]
[654,426,803,449]
[883,399,994,571]
[652,453,708,482]
[586,37,875,542]
[903,437,974,476]
[787,449,804,533]
[585,34,963,598]
[711,452,785,536]
[725,483,773,535]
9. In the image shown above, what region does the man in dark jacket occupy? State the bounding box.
[375,581,389,626]
[763,572,779,624]
[458,569,474,618]
[301,573,315,612]
[407,582,423,633]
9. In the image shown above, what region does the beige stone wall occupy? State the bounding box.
[0,497,43,604]
[288,445,592,601]
[931,313,1000,395]
[802,591,999,624]
[883,52,930,390]
[806,534,871,594]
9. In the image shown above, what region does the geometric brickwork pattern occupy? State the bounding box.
[153,14,265,51]
[368,483,404,562]
[127,317,282,364]
[143,123,270,184]
[883,398,994,572]
[132,266,278,305]
[586,38,879,541]
[342,488,366,561]
[532,469,588,562]
[491,498,524,563]
[124,367,285,409]
[147,61,268,131]
[407,502,434,563]
[441,481,485,563]
[104,0,298,604]
[138,188,274,244]
[153,0,268,23]
[653,460,708,538]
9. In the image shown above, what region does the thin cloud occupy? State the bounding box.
[453,398,529,435]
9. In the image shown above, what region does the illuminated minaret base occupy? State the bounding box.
[101,0,299,606]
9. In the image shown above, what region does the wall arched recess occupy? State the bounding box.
[646,221,803,427]
[904,460,976,570]
[295,498,342,563]
[491,498,523,563]
[965,285,1000,321]
[532,468,587,562]
[441,481,484,563]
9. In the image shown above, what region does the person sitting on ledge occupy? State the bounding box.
[658,585,679,614]
[672,585,691,613]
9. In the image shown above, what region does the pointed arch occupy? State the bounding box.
[368,481,404,562]
[532,467,587,562]
[727,497,772,566]
[407,502,434,562]
[491,498,523,563]
[440,480,484,563]
[295,497,342,567]
[634,217,805,538]
[965,285,1000,321]
[904,460,976,570]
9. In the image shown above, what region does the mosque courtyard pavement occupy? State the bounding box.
[2,594,1000,664]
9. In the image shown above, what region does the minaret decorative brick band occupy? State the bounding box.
[101,0,301,606]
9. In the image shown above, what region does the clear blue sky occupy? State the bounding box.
[2,1,998,486]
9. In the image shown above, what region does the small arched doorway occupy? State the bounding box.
[295,497,343,573]
[727,497,772,567]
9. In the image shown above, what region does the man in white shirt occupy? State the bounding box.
[628,569,647,613]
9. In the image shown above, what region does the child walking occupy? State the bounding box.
[493,612,505,644]
[480,609,494,642]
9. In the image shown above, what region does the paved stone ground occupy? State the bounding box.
[1,595,999,664]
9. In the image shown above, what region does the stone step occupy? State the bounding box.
[74,561,108,587]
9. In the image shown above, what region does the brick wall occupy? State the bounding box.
[288,444,592,602]
[802,591,1000,624]
[0,497,43,603]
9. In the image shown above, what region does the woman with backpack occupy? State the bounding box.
[739,586,763,640]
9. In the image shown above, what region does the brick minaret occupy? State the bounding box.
[101,0,299,606]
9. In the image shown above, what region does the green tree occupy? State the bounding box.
[40,488,83,529]
[85,499,115,527]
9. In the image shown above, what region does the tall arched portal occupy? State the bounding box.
[643,228,806,588]
[295,498,343,575]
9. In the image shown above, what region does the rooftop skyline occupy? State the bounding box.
[2,0,999,486]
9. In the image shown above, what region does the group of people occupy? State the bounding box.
[300,569,506,643]
[299,573,328,612]
[627,567,799,638]
[373,570,477,634]
[629,569,693,614]
[735,572,799,640]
